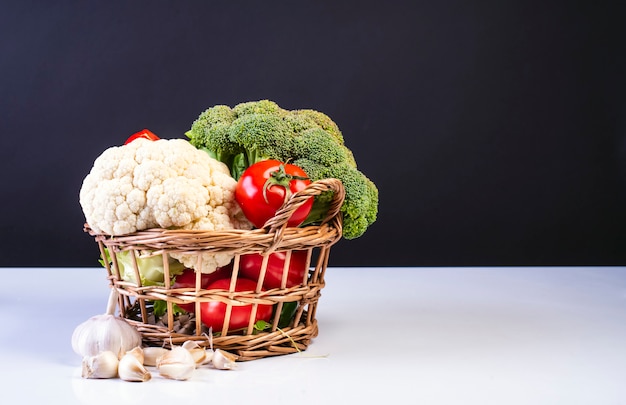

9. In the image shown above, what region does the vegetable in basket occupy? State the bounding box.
[236,159,313,229]
[114,249,186,286]
[185,99,378,239]
[199,278,274,333]
[79,136,252,273]
[239,250,309,290]
[172,264,233,312]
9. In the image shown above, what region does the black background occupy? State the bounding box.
[2,1,625,268]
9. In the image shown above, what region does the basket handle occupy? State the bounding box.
[261,178,345,252]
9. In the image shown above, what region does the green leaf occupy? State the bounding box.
[254,320,271,332]
[152,300,168,317]
[151,300,186,317]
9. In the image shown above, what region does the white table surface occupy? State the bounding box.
[0,266,625,404]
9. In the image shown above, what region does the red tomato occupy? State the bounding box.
[124,128,160,144]
[199,278,273,332]
[235,160,313,228]
[173,264,233,312]
[239,250,309,289]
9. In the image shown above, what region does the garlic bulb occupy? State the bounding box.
[71,289,142,358]
[118,352,151,382]
[81,351,119,379]
[157,346,196,380]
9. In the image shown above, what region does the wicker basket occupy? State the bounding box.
[86,178,345,361]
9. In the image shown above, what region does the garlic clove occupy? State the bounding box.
[118,352,151,382]
[182,340,209,366]
[142,347,169,367]
[157,346,196,380]
[81,351,119,379]
[211,349,238,370]
[126,346,144,364]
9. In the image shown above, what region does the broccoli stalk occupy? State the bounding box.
[186,100,378,239]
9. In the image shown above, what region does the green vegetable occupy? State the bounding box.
[152,300,186,318]
[102,249,186,286]
[277,302,298,328]
[186,100,378,239]
[253,320,272,333]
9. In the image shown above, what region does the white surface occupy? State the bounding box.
[0,266,625,404]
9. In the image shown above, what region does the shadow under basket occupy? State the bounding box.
[86,178,345,361]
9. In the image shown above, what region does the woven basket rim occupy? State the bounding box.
[85,178,346,255]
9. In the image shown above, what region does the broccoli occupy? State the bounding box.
[185,100,378,239]
[293,159,378,239]
[187,104,242,170]
[233,99,287,116]
[293,128,357,167]
[289,109,344,143]
[228,113,297,167]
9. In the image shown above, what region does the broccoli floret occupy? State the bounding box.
[185,99,379,239]
[186,105,242,171]
[290,109,344,143]
[233,99,286,116]
[293,128,357,167]
[291,158,336,225]
[228,113,296,168]
[294,160,378,239]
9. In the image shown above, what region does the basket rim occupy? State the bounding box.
[85,178,345,255]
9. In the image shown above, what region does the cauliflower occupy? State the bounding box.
[79,138,252,273]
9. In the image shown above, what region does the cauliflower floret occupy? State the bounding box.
[79,138,252,273]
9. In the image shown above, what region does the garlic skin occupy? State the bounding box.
[118,352,151,382]
[142,347,169,367]
[211,349,238,370]
[71,290,142,359]
[157,346,196,380]
[81,351,119,379]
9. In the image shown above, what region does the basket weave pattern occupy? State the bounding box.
[87,179,345,361]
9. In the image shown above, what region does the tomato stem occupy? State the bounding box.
[262,164,309,205]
